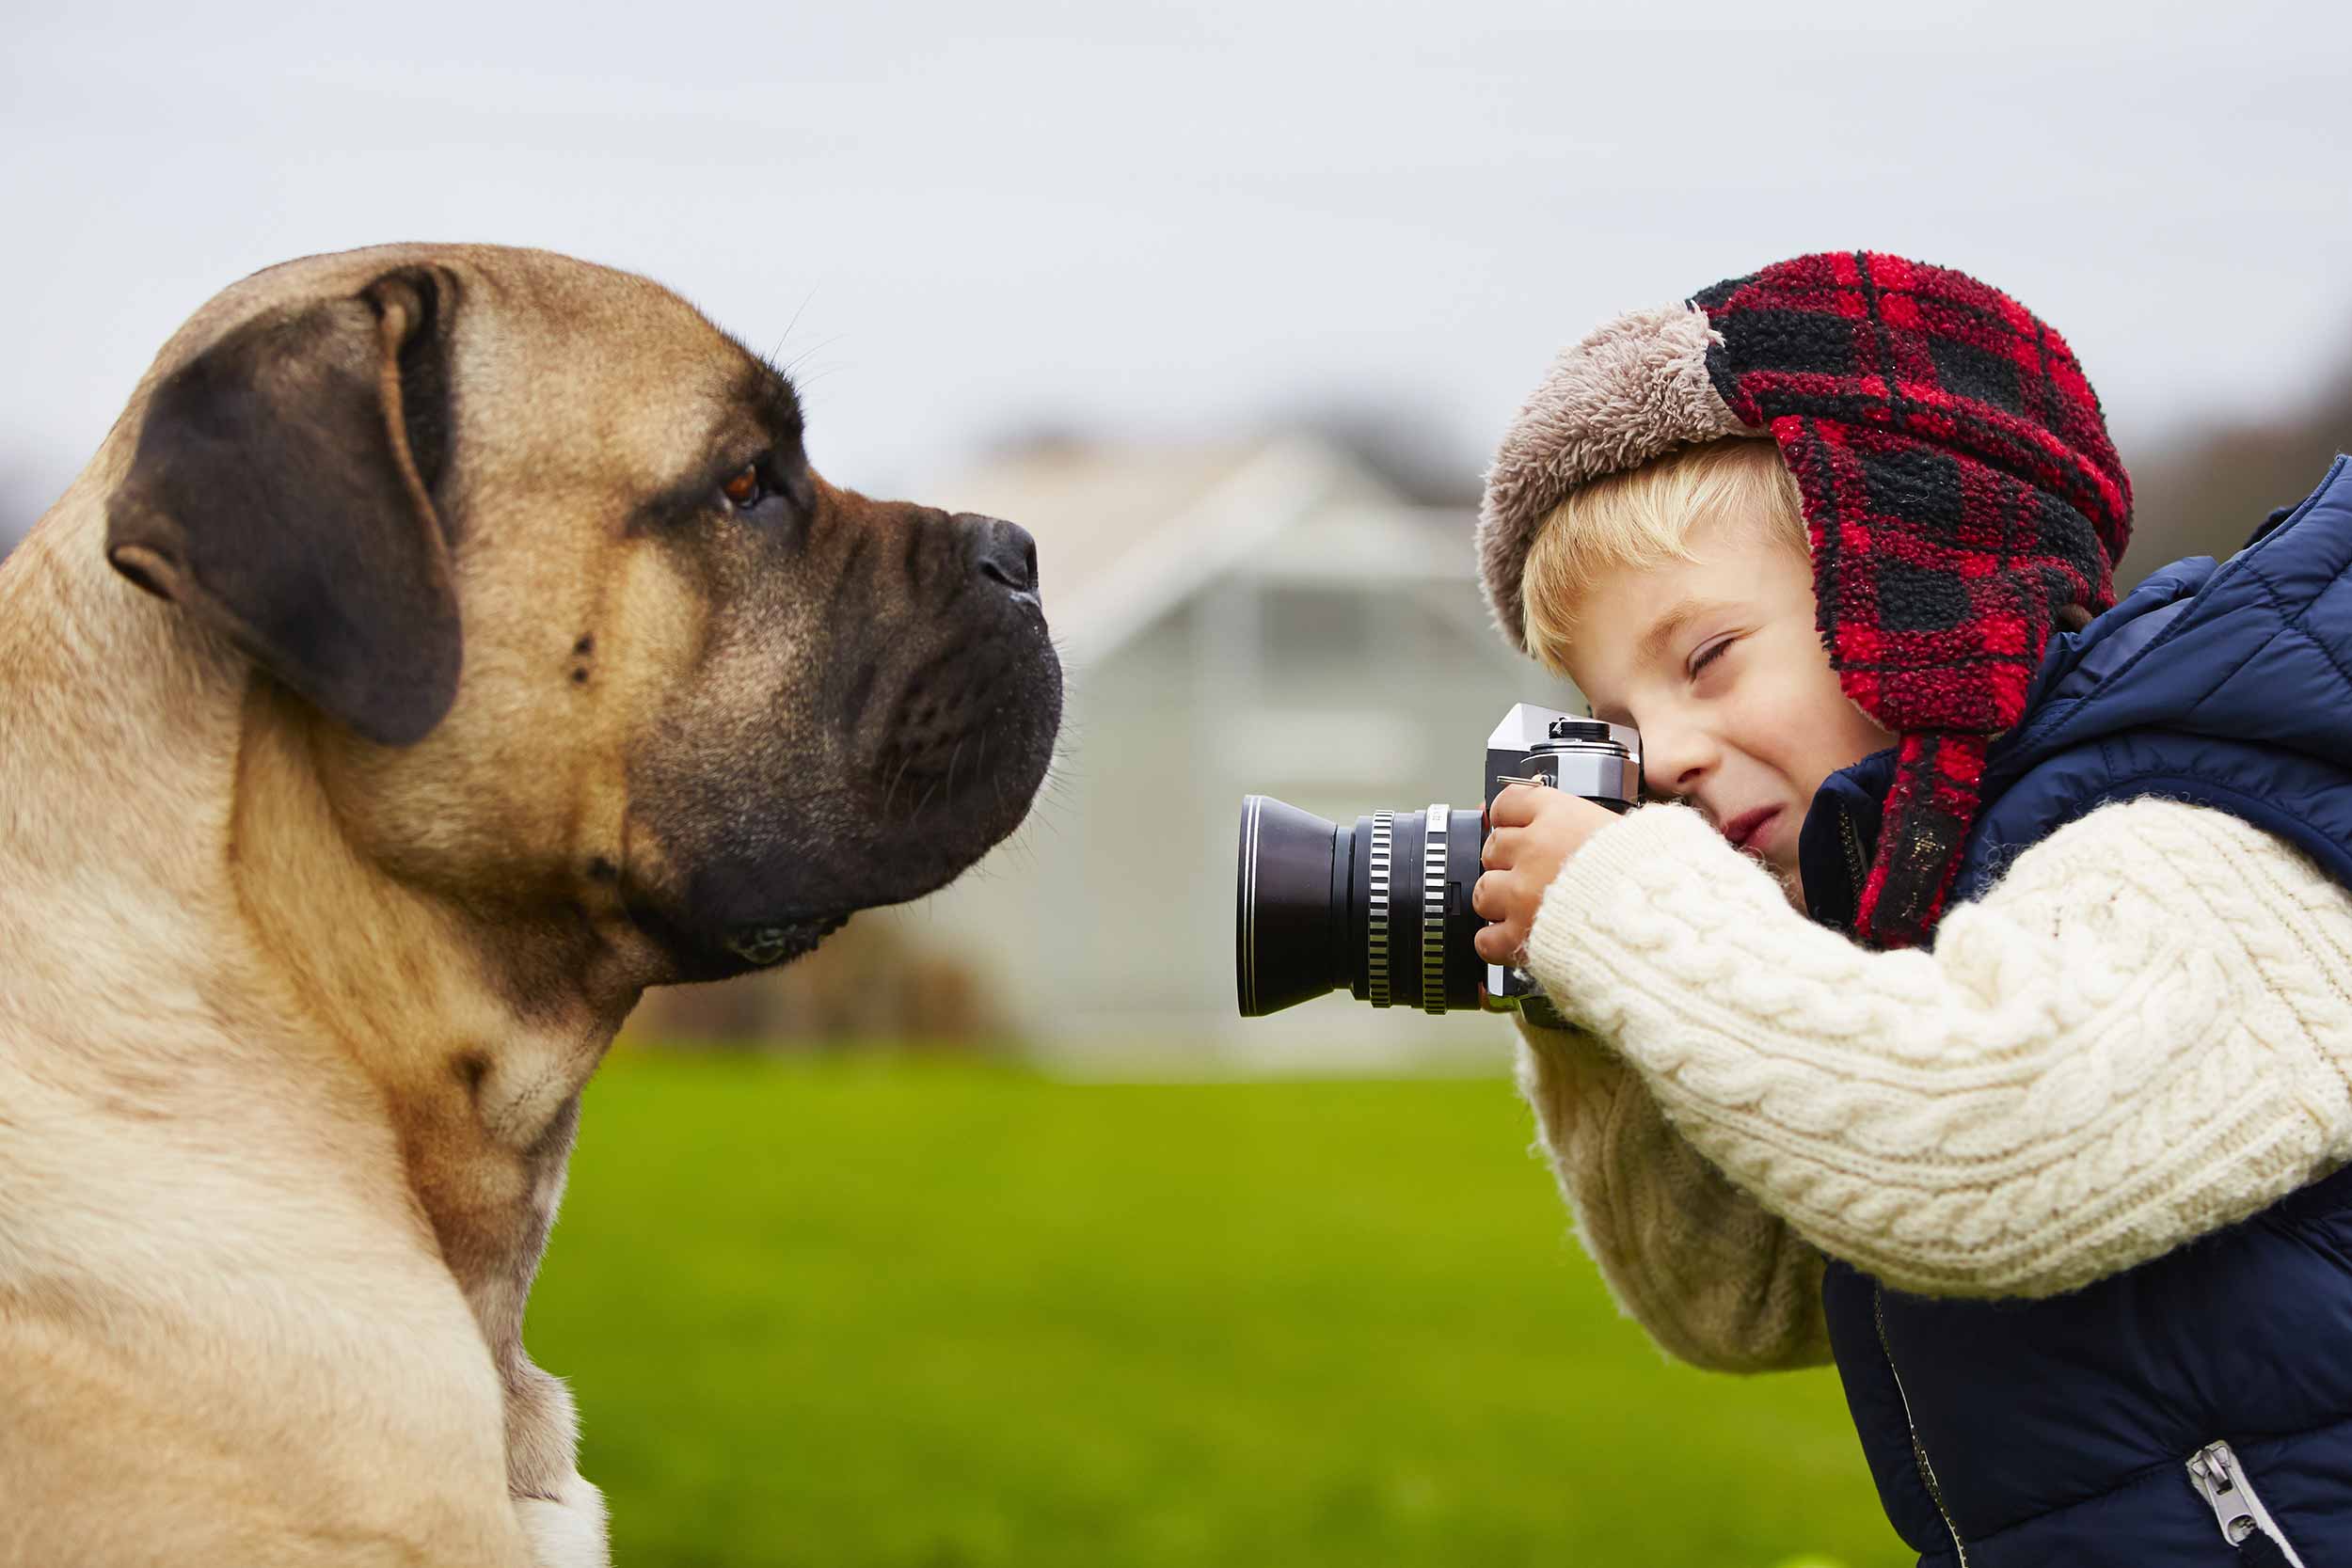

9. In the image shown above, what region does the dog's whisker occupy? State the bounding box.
[781,335,847,376]
[881,752,914,822]
[764,287,818,369]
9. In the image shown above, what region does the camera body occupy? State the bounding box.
[1477,704,1644,1024]
[1235,703,1642,1023]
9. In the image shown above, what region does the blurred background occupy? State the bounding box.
[7,3,2349,1561]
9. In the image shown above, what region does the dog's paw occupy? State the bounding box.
[516,1471,609,1568]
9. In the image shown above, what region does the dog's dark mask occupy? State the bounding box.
[619,417,1065,980]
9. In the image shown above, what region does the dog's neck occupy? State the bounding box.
[228,705,628,1146]
[227,710,622,1350]
[4,497,635,1347]
[0,493,256,1012]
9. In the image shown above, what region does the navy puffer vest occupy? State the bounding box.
[1794,457,2352,1566]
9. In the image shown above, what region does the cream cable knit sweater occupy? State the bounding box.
[1514,797,2352,1374]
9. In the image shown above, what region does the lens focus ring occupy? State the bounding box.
[1367,813,1393,1008]
[1422,804,1449,1016]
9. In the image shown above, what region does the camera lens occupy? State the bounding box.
[1235,796,1486,1017]
[1235,797,1353,1018]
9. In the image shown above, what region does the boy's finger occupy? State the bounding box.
[1489,784,1546,828]
[1473,920,1518,964]
[1471,869,1508,920]
[1481,829,1519,870]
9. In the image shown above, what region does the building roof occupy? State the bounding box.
[930,434,1472,667]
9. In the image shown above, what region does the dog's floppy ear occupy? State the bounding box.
[106,266,463,747]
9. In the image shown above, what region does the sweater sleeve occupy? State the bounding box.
[1512,1015,1831,1370]
[1523,798,2352,1300]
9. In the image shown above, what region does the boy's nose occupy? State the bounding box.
[1640,725,1717,799]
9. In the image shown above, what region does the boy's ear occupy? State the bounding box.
[104,266,464,748]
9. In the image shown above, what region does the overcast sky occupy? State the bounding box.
[8,0,2350,524]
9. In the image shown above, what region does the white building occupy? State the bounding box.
[865,433,1578,1075]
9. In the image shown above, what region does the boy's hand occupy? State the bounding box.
[1472,784,1623,966]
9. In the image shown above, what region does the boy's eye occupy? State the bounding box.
[1688,637,1735,679]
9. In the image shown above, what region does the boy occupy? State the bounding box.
[1470,252,2352,1565]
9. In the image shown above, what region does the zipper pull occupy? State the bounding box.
[2186,1441,2307,1567]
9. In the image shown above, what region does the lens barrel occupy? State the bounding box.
[1236,796,1486,1017]
[1235,796,1353,1017]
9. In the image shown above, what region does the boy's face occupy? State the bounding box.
[1556,510,1893,903]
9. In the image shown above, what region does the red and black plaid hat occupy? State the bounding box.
[1479,252,2132,948]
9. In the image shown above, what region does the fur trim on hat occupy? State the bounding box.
[1477,301,1751,651]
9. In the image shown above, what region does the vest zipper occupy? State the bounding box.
[1874,1286,1970,1566]
[1838,805,1869,896]
[1837,805,1871,934]
[2186,1441,2307,1566]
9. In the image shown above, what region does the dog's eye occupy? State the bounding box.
[722,465,766,511]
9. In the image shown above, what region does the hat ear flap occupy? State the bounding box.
[104,266,463,747]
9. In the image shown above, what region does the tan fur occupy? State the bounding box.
[0,244,1053,1565]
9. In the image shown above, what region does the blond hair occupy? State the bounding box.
[1520,437,1808,675]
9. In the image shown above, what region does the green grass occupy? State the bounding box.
[526,1052,1909,1568]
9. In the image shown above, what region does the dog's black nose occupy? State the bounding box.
[963,515,1039,598]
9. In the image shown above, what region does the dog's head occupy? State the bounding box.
[103,245,1062,985]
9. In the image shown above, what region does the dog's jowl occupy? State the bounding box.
[0,244,1061,1567]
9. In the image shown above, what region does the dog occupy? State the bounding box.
[0,244,1062,1565]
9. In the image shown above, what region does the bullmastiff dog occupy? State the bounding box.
[0,244,1062,1565]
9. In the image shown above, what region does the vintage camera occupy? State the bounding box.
[1234,704,1641,1026]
